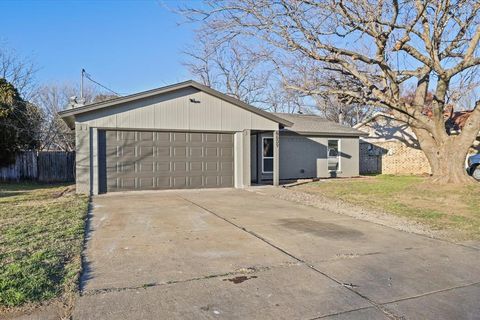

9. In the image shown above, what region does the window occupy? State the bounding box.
[262,137,274,173]
[327,139,340,171]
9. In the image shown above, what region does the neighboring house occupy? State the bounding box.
[354,111,480,175]
[59,80,366,195]
[354,113,431,175]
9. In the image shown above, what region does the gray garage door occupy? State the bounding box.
[101,130,234,192]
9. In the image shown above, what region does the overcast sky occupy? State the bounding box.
[0,0,194,95]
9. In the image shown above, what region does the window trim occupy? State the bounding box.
[262,137,274,174]
[327,139,341,172]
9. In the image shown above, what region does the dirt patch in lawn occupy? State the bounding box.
[276,175,479,241]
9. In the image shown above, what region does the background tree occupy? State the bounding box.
[183,35,273,105]
[0,78,41,165]
[0,44,37,100]
[182,0,480,184]
[182,6,380,121]
[34,83,114,151]
[0,43,117,153]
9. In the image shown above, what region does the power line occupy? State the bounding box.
[81,69,120,97]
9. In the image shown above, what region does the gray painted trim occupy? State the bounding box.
[327,138,342,173]
[59,80,293,129]
[273,130,280,186]
[242,130,251,187]
[261,136,274,174]
[87,126,239,134]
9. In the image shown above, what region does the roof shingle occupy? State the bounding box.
[273,113,367,136]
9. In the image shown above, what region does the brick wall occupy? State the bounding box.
[360,141,431,175]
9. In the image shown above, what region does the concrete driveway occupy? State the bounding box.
[73,188,480,320]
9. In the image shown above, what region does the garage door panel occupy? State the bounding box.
[221,147,234,157]
[173,132,187,142]
[157,147,171,157]
[107,179,118,189]
[190,147,203,157]
[104,130,234,192]
[157,177,171,188]
[120,147,136,157]
[120,178,136,189]
[138,178,155,189]
[190,133,203,142]
[189,176,203,188]
[205,162,218,171]
[138,162,155,173]
[156,161,171,172]
[221,161,234,172]
[221,134,234,143]
[205,133,218,142]
[173,162,187,172]
[120,131,136,141]
[221,176,234,187]
[139,147,154,158]
[173,147,187,157]
[156,132,170,141]
[205,176,219,186]
[205,147,218,157]
[190,162,203,172]
[173,177,187,188]
[138,131,154,141]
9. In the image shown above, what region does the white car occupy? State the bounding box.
[468,154,480,180]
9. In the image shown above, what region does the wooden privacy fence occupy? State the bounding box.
[0,151,75,182]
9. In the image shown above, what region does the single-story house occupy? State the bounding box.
[354,113,432,175]
[59,80,366,194]
[355,112,480,175]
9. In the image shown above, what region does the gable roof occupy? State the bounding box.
[353,112,395,129]
[59,80,293,129]
[273,113,368,137]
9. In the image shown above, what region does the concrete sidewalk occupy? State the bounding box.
[73,188,480,320]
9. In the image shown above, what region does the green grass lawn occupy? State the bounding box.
[296,175,480,240]
[0,183,88,309]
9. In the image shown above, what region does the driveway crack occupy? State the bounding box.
[81,263,297,297]
[177,195,404,320]
[379,280,480,305]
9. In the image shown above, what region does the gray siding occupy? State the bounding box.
[75,124,90,194]
[337,137,360,177]
[250,134,258,182]
[257,133,359,181]
[279,134,327,180]
[75,87,279,131]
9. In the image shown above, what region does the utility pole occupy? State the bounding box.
[80,68,85,99]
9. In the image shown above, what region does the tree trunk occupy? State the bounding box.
[420,136,474,184]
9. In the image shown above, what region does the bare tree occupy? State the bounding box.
[0,44,37,99]
[34,84,111,151]
[314,95,374,126]
[183,35,273,105]
[183,0,480,184]
[184,32,321,113]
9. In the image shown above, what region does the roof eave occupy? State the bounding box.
[62,115,75,130]
[282,129,369,137]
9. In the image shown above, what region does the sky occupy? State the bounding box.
[0,0,195,95]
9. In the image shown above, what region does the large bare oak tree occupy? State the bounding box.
[183,0,480,183]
